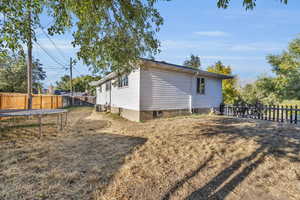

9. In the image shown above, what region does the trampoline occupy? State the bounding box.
[0,109,68,137]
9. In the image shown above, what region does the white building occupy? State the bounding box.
[91,59,233,121]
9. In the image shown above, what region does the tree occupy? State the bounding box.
[0,1,163,73]
[239,76,279,105]
[217,0,288,10]
[207,61,238,104]
[0,51,46,93]
[183,54,201,69]
[55,75,71,92]
[267,37,300,100]
[56,75,100,94]
[238,37,300,105]
[0,0,289,74]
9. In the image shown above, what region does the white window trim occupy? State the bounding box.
[118,74,129,89]
[196,77,206,95]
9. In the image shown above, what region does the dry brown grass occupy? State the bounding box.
[1,108,300,200]
[95,114,300,200]
[0,107,146,200]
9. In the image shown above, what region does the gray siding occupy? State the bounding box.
[140,67,192,111]
[140,67,223,111]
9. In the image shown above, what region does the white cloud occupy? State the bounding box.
[194,31,230,37]
[229,43,283,52]
[161,40,226,51]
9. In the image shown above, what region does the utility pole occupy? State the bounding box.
[69,57,74,105]
[27,4,33,109]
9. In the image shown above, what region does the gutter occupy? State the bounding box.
[90,58,234,87]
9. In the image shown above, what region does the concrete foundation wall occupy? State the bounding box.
[120,108,140,122]
[96,104,214,122]
[140,109,190,121]
[96,105,140,122]
[111,106,119,114]
[140,107,213,121]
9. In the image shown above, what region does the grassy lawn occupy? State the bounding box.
[1,107,300,200]
[281,100,300,106]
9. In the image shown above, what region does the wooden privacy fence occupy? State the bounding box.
[0,93,63,110]
[220,104,300,124]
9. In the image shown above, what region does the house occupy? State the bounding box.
[91,58,233,121]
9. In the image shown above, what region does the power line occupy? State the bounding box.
[39,25,69,61]
[43,65,66,68]
[33,40,67,69]
[73,65,81,74]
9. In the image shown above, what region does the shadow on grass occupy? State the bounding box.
[162,154,214,200]
[0,121,56,134]
[0,117,147,200]
[162,117,300,200]
[185,147,266,200]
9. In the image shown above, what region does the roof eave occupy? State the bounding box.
[143,59,234,80]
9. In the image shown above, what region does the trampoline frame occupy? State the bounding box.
[0,109,68,137]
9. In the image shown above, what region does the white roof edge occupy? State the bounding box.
[89,72,117,86]
[143,59,234,80]
[90,59,234,86]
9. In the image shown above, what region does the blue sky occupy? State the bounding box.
[33,0,300,87]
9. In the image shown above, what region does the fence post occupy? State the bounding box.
[276,105,279,122]
[220,104,224,115]
[272,105,275,121]
[290,105,293,124]
[0,94,2,110]
[295,106,298,124]
[268,105,271,121]
[40,95,43,109]
[24,95,27,109]
[286,105,288,123]
[264,105,267,120]
[281,105,284,123]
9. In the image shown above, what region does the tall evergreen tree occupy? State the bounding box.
[217,0,288,9]
[183,54,201,69]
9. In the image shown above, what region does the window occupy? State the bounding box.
[118,74,129,88]
[123,75,128,87]
[196,77,205,94]
[118,77,122,87]
[99,85,102,93]
[105,81,111,91]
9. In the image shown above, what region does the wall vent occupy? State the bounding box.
[153,111,163,118]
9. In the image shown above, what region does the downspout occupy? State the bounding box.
[190,72,199,114]
[110,81,112,108]
[191,71,201,113]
